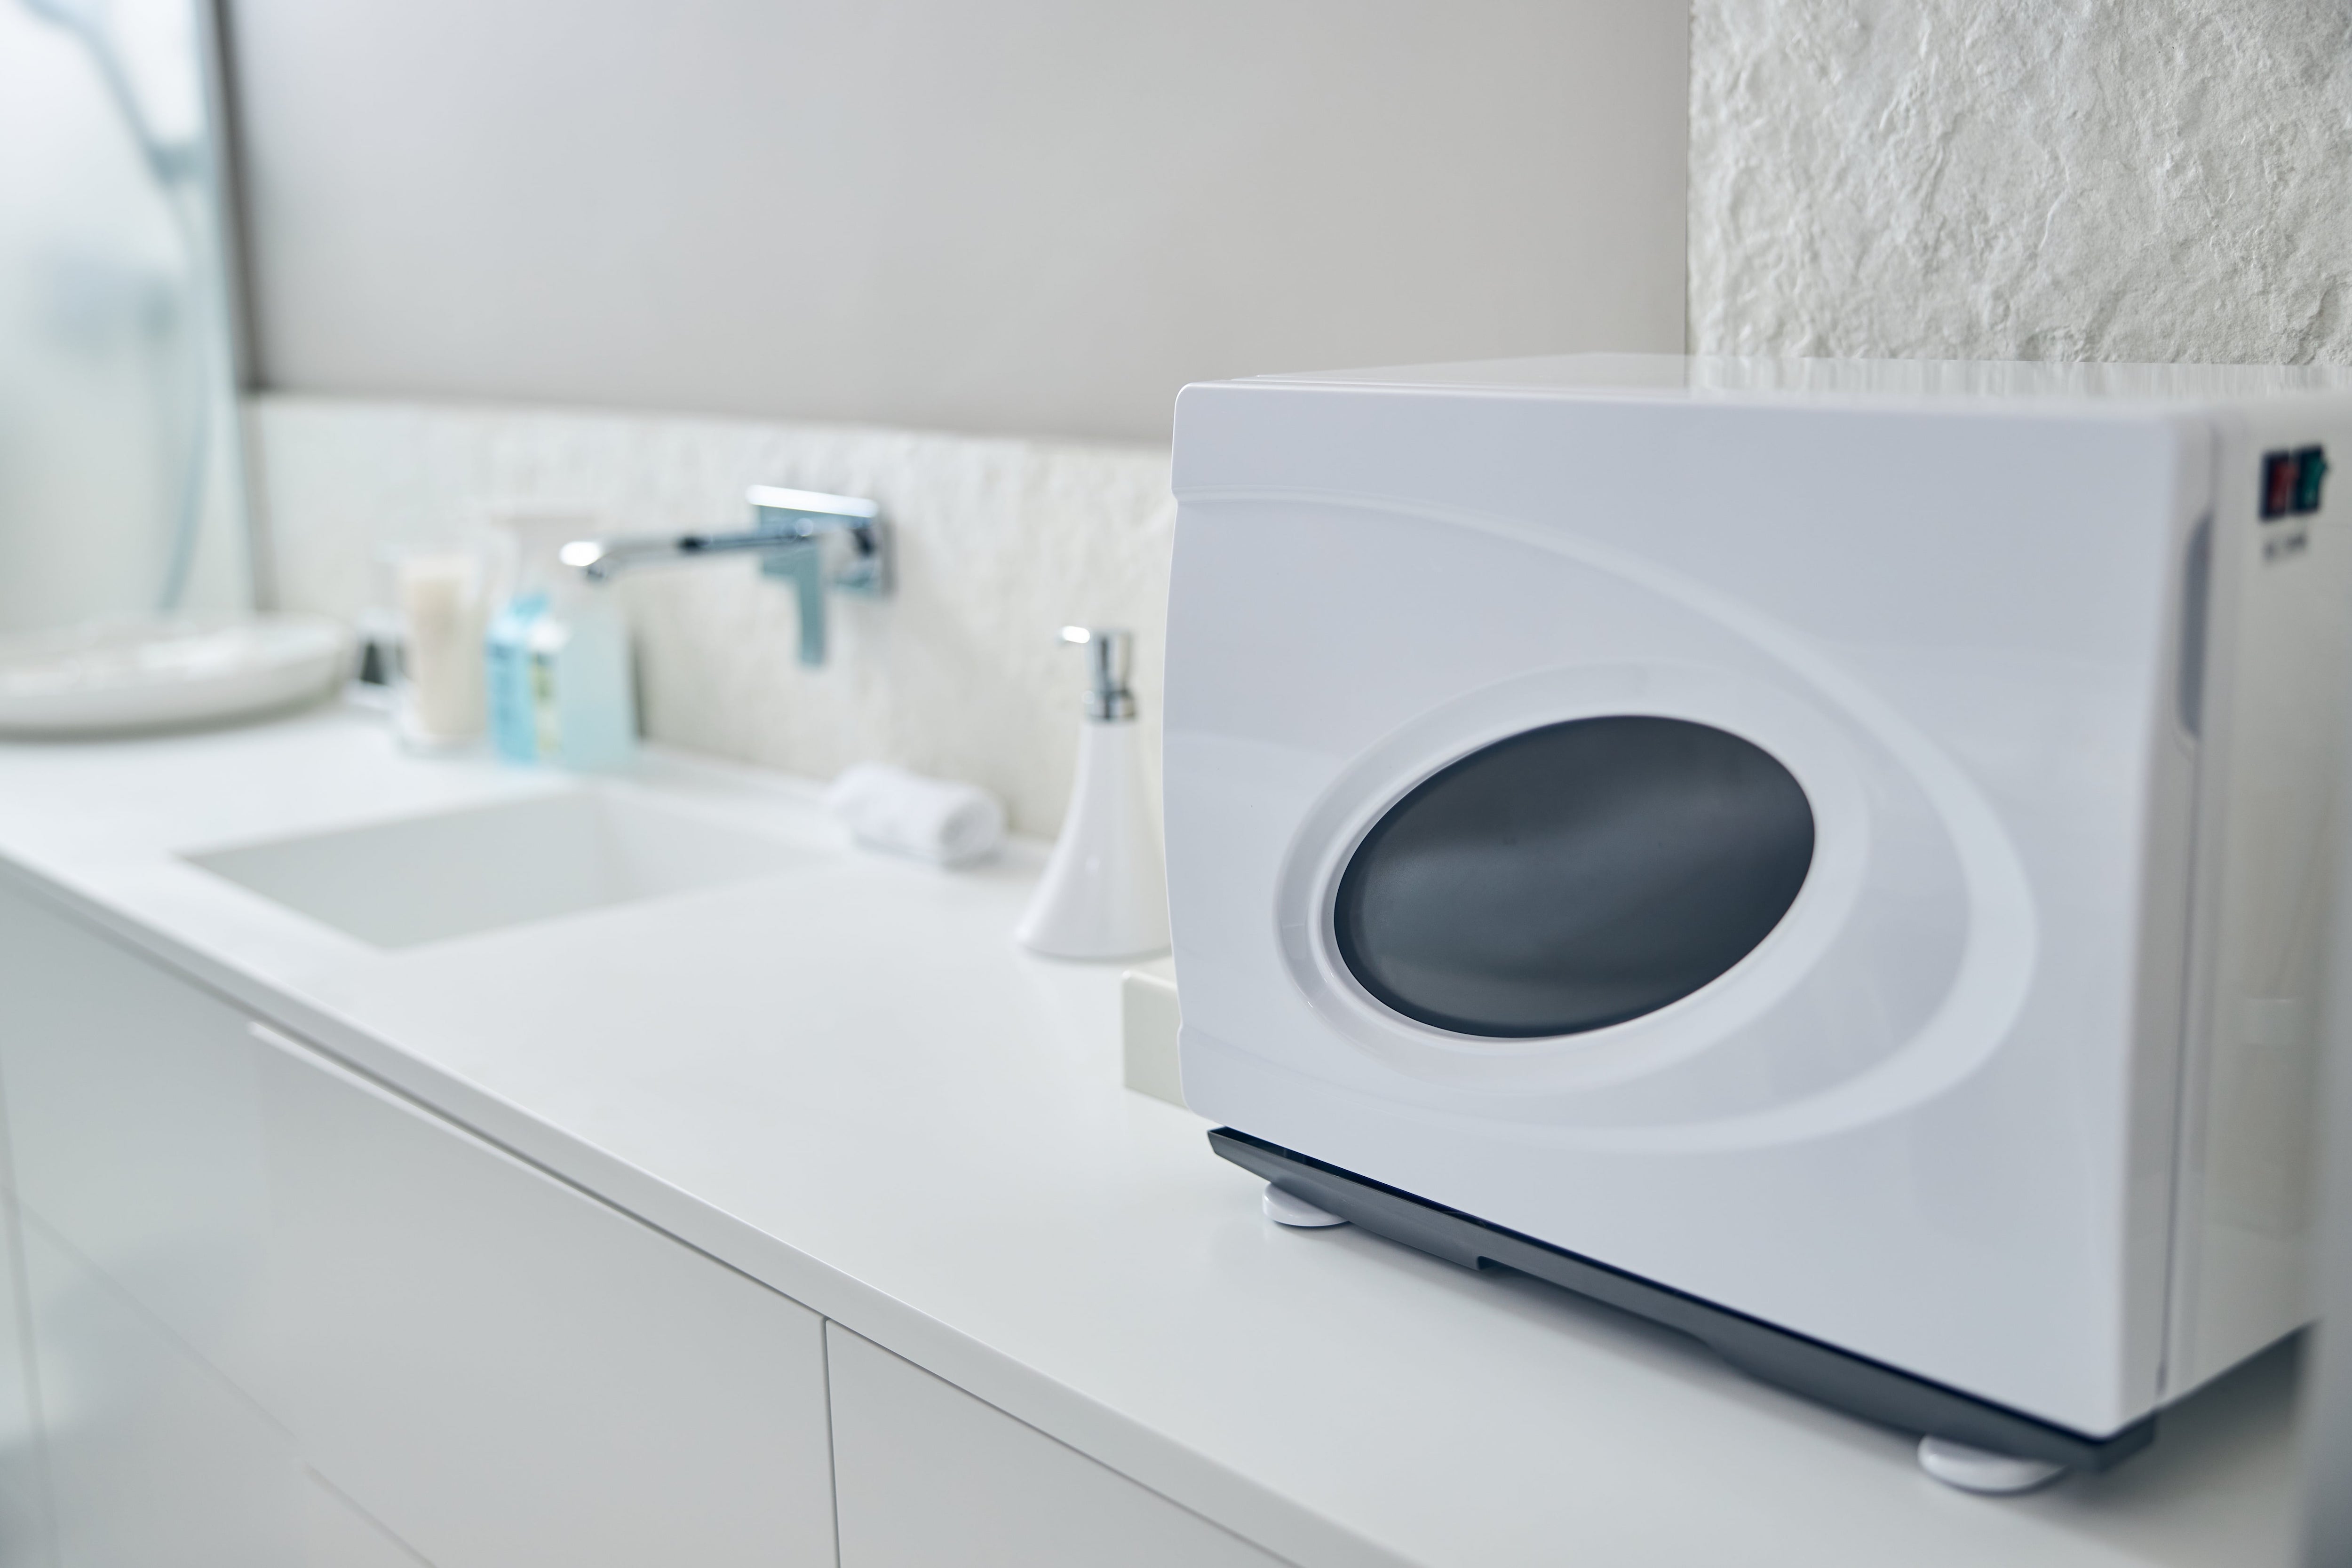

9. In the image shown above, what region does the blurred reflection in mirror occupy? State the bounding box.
[0,0,251,633]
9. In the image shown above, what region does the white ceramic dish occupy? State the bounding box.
[0,614,350,736]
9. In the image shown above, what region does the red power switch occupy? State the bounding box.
[2263,451,2298,519]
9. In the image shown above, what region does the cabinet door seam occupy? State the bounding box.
[821,1319,845,1568]
[827,1322,1305,1568]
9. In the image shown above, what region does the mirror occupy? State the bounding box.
[0,0,252,633]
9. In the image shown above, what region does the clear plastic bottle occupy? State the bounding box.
[525,572,636,772]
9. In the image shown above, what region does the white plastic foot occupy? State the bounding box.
[1916,1436,2066,1494]
[1262,1183,1348,1228]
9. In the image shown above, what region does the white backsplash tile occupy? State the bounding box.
[251,394,1173,838]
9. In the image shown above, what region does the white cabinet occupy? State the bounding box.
[827,1324,1283,1568]
[298,1469,431,1568]
[0,1196,51,1564]
[20,1215,304,1568]
[0,885,276,1399]
[0,881,1295,1568]
[0,884,837,1568]
[253,1022,836,1568]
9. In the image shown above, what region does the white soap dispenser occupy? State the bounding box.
[1017,626,1170,960]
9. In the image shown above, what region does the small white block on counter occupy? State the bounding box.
[1120,960,1183,1109]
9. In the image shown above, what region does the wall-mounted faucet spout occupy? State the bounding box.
[559,486,890,666]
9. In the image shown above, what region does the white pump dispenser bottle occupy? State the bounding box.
[1016,626,1170,960]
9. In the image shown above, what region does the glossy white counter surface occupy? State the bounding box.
[0,707,2303,1568]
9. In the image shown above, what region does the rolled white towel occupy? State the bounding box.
[826,762,1006,867]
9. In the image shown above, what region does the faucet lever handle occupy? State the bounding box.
[760,543,829,667]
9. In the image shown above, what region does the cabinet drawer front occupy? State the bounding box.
[20,1217,304,1568]
[0,1197,43,1560]
[829,1324,1283,1568]
[253,1023,836,1568]
[0,887,275,1396]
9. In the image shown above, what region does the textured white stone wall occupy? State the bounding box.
[253,396,1171,838]
[1690,1,2352,362]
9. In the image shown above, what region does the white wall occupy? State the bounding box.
[1689,0,2352,363]
[227,0,1688,443]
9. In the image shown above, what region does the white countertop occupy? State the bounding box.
[0,705,2304,1568]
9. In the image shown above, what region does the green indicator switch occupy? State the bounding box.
[2294,446,2329,515]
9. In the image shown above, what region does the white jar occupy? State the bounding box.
[390,549,485,750]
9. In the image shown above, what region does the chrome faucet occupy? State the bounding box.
[558,485,891,667]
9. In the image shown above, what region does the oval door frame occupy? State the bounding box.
[1272,659,1877,1094]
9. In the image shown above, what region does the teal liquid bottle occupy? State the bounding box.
[485,589,548,762]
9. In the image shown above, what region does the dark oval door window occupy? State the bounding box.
[1333,716,1814,1038]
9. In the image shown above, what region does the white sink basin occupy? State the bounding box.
[188,789,813,948]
